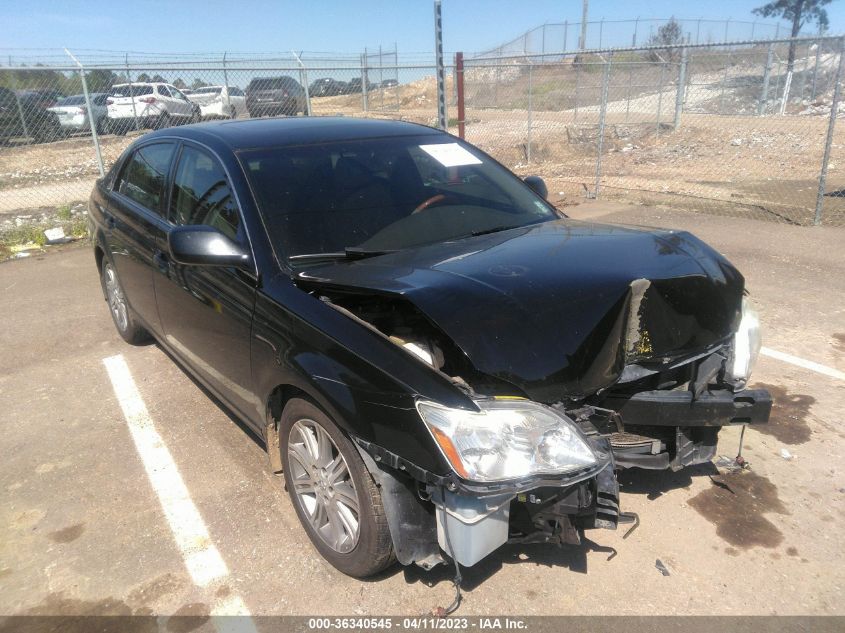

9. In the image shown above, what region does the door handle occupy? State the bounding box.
[104,213,116,229]
[153,250,169,271]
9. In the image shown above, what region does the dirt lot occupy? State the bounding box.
[1,204,843,622]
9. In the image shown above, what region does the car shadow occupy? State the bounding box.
[618,462,718,500]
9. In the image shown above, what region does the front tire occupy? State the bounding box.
[101,261,150,345]
[280,398,395,577]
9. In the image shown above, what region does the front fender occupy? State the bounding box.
[251,275,467,475]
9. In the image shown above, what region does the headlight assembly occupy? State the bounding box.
[730,296,762,387]
[417,398,598,482]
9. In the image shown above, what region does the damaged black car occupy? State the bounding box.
[89,117,771,579]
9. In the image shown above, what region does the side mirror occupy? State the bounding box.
[168,226,251,269]
[523,175,548,200]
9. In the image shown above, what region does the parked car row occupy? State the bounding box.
[309,77,399,96]
[3,73,401,144]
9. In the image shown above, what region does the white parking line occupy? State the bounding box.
[761,346,845,381]
[103,354,258,632]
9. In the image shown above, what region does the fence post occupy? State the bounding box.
[378,45,384,110]
[758,42,774,115]
[814,36,844,225]
[527,63,533,163]
[434,0,447,130]
[65,49,104,177]
[633,17,639,47]
[292,50,312,117]
[594,54,612,198]
[696,19,701,45]
[361,50,369,112]
[455,52,465,139]
[674,48,688,130]
[780,71,793,115]
[222,52,233,117]
[563,20,568,51]
[599,19,604,49]
[574,60,580,124]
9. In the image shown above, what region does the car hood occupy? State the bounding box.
[294,219,744,402]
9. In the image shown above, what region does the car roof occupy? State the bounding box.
[143,116,444,151]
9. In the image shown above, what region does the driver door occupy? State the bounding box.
[154,142,260,424]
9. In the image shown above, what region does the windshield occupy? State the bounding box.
[240,135,559,261]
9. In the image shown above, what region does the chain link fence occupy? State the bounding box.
[471,17,800,58]
[2,37,845,236]
[0,56,445,227]
[462,36,845,226]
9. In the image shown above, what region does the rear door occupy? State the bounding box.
[166,85,194,118]
[105,142,177,334]
[154,143,260,424]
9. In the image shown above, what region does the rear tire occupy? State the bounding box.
[101,261,150,345]
[280,398,395,578]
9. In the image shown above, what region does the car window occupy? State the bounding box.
[229,87,244,96]
[110,85,153,97]
[116,143,177,213]
[93,94,109,106]
[170,146,241,241]
[157,85,172,97]
[58,96,85,106]
[171,87,188,100]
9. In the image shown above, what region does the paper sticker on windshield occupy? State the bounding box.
[419,143,482,167]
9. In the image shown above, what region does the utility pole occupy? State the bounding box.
[580,0,589,50]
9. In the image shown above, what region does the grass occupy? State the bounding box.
[0,209,90,260]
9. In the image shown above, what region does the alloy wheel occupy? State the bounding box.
[104,264,128,332]
[287,419,361,554]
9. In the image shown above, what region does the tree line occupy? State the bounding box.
[0,65,212,95]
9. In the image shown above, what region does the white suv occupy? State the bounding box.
[106,83,199,134]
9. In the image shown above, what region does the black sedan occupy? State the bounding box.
[89,117,770,578]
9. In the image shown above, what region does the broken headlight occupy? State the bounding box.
[417,398,597,482]
[730,296,762,387]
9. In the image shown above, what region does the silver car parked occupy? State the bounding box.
[48,93,109,135]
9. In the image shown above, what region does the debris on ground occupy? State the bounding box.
[780,448,794,460]
[655,559,671,576]
[43,227,67,244]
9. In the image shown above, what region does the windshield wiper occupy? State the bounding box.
[470,225,521,237]
[288,248,396,263]
[344,247,397,260]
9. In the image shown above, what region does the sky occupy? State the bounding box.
[2,0,844,60]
